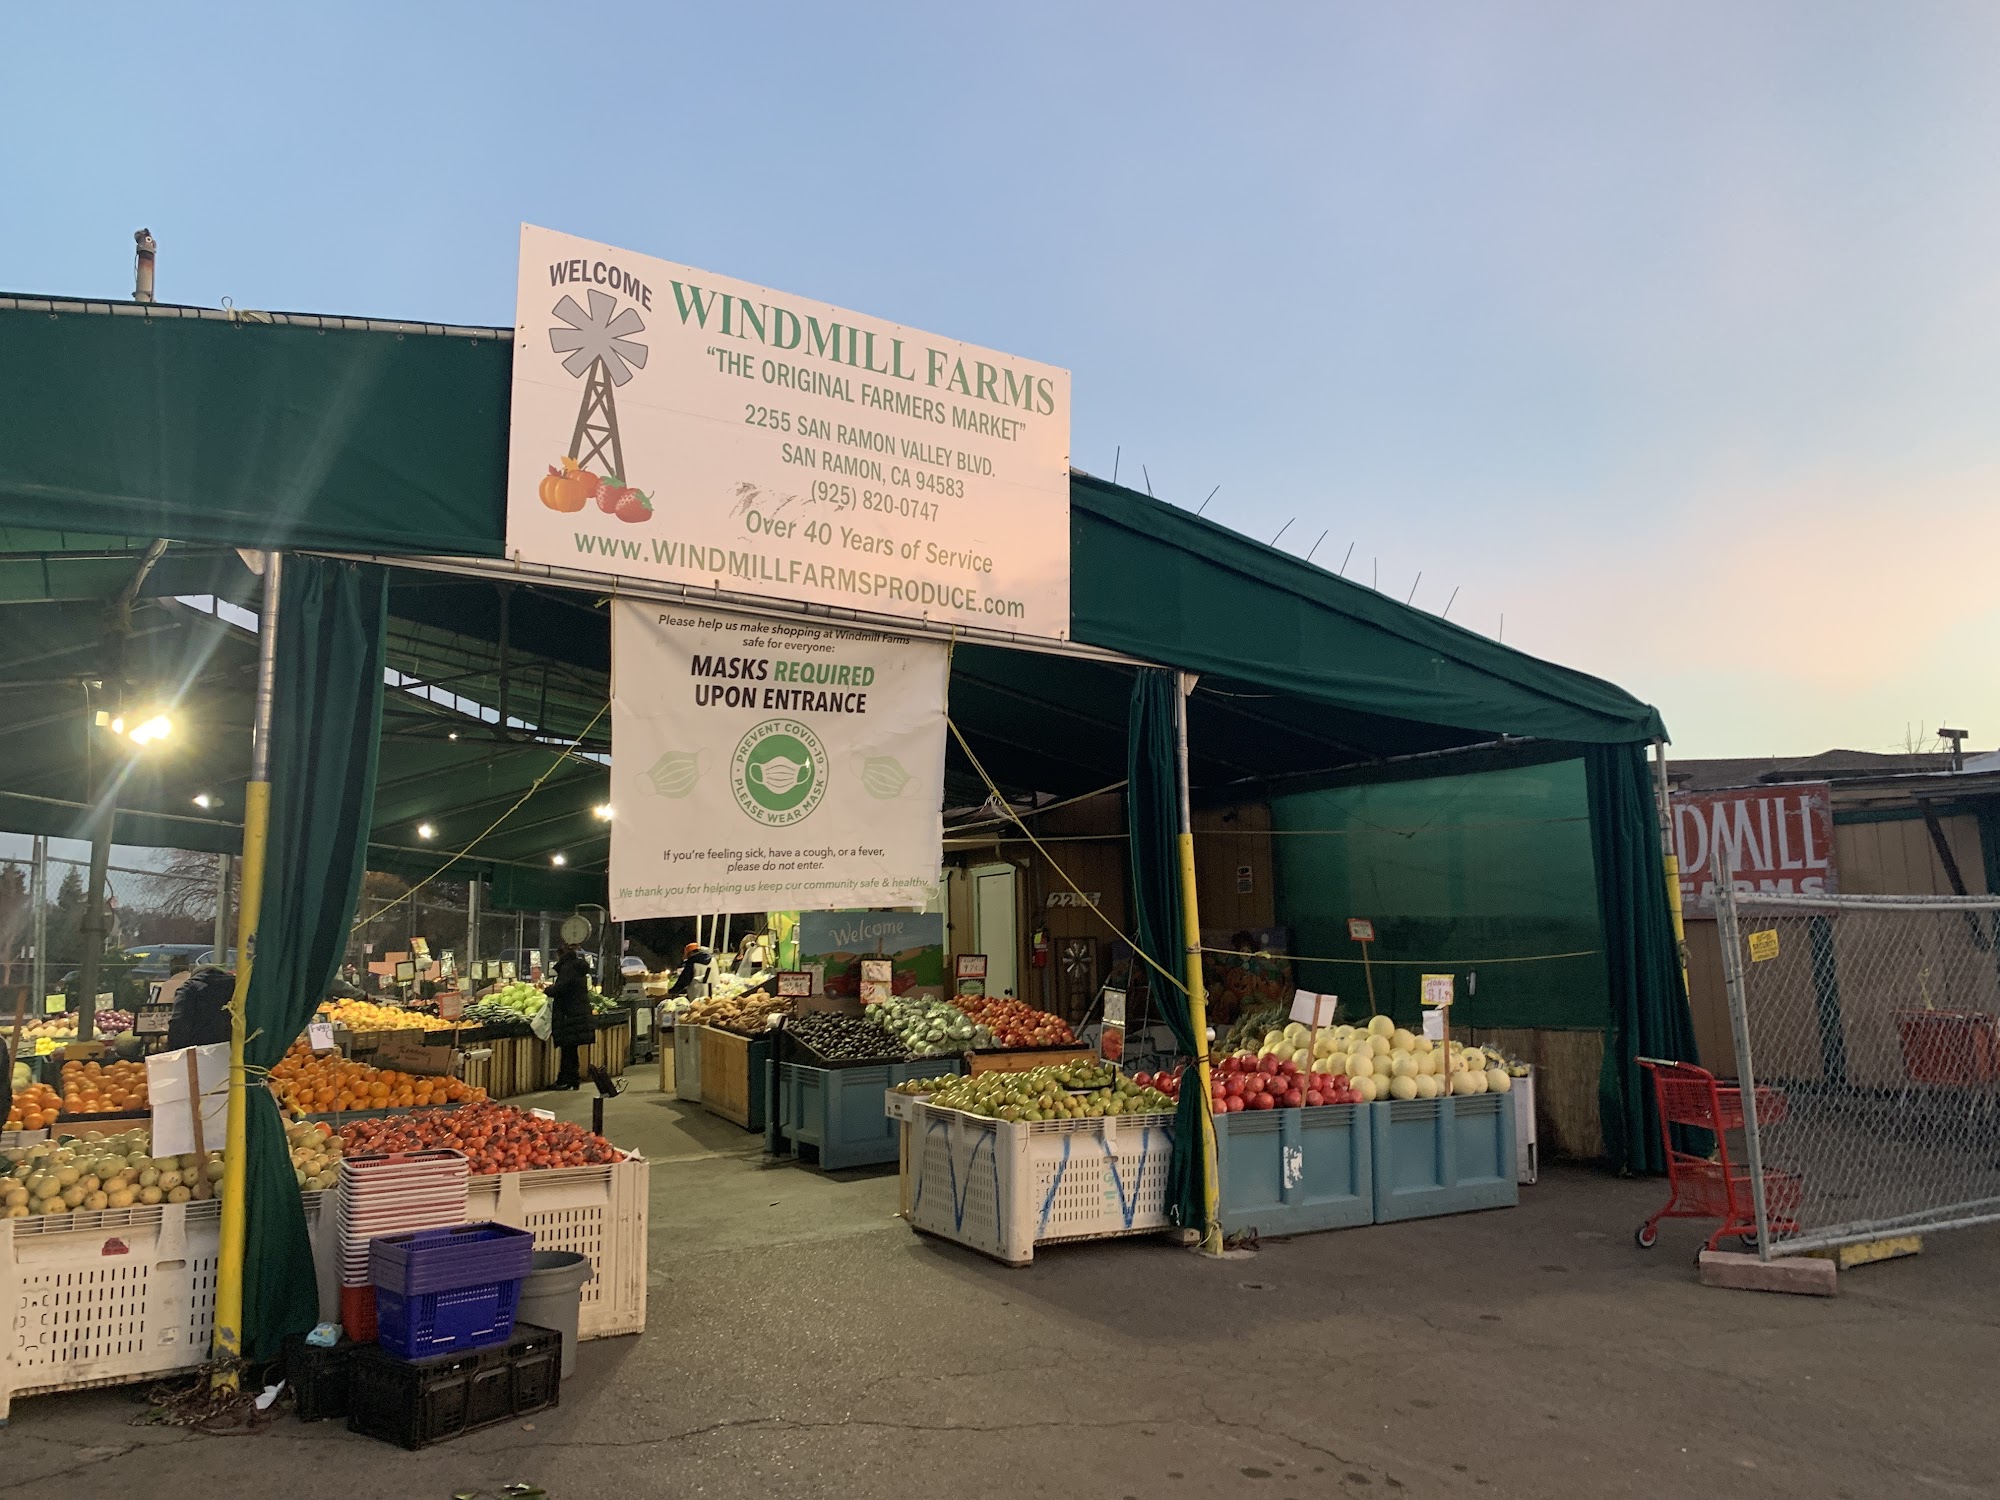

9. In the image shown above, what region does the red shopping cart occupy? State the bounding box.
[1634,1059,1802,1253]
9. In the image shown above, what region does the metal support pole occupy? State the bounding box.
[30,836,47,1008]
[213,852,232,962]
[1173,672,1223,1255]
[215,551,282,1371]
[465,877,482,972]
[1652,740,1690,999]
[75,812,112,1043]
[1711,841,1773,1260]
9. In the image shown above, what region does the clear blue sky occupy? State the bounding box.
[7,2,1999,757]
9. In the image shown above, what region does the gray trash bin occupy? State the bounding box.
[516,1250,593,1377]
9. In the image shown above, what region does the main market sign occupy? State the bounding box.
[506,225,1073,641]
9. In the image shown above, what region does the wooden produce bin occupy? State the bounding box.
[698,1026,775,1131]
[584,1019,630,1079]
[966,1046,1097,1076]
[468,1034,548,1099]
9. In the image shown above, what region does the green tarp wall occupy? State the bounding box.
[1270,756,1612,1029]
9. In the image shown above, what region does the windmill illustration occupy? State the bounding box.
[549,289,648,478]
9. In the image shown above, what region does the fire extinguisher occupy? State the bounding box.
[1030,925,1050,968]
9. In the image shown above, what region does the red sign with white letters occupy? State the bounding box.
[1671,783,1837,913]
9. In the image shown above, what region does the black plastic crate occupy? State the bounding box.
[345,1322,562,1449]
[284,1333,359,1423]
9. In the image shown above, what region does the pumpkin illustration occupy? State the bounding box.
[539,459,597,513]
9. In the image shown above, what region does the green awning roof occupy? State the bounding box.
[0,295,1669,897]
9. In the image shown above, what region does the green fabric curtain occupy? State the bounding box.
[240,556,389,1359]
[1585,742,1700,1174]
[1126,669,1208,1232]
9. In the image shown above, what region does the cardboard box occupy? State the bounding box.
[372,1034,455,1076]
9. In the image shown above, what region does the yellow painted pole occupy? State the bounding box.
[214,552,283,1376]
[1172,673,1223,1255]
[1651,741,1691,997]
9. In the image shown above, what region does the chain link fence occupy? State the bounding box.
[1720,882,2000,1256]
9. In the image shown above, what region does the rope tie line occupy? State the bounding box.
[1204,945,1601,968]
[945,714,1189,1003]
[353,699,611,932]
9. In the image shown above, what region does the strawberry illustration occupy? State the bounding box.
[614,489,654,524]
[595,475,626,514]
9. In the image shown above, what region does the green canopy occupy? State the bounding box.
[0,295,1698,1171]
[0,296,1662,757]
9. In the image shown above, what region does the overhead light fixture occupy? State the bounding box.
[192,792,216,810]
[593,804,613,821]
[100,711,173,746]
[551,853,568,867]
[448,731,459,742]
[417,822,436,840]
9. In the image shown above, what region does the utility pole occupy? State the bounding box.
[30,836,47,1006]
[213,852,232,960]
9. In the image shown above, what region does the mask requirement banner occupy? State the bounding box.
[609,601,948,919]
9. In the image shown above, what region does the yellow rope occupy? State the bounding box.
[1205,944,1600,968]
[353,700,611,933]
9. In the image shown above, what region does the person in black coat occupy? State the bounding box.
[547,943,597,1090]
[165,967,236,1052]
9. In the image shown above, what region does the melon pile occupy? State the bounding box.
[1246,1013,1518,1102]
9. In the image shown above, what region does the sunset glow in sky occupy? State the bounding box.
[5,3,1996,757]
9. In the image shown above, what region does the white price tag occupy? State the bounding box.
[1288,990,1337,1027]
[307,1021,337,1054]
[1422,1009,1446,1041]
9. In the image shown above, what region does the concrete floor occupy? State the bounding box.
[8,1069,1999,1498]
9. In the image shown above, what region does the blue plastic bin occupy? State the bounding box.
[1368,1095,1518,1223]
[1214,1103,1373,1236]
[772,1057,966,1170]
[370,1222,535,1359]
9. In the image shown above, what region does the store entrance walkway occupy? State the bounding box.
[7,1071,1998,1500]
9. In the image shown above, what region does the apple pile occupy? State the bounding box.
[1130,1066,1185,1102]
[1210,1051,1365,1112]
[950,993,1076,1049]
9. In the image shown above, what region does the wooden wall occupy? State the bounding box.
[1191,803,1277,935]
[940,794,1277,1022]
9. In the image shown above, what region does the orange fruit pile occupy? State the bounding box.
[267,1038,486,1115]
[5,1081,62,1132]
[61,1059,149,1114]
[317,998,452,1033]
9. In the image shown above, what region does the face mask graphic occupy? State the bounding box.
[646,750,702,798]
[857,755,911,799]
[749,754,812,795]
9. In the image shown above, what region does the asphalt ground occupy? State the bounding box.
[7,1067,1997,1499]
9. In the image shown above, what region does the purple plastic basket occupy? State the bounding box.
[374,1278,524,1360]
[370,1222,535,1296]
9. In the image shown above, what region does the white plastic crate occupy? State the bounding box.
[906,1105,1175,1266]
[1,1200,220,1423]
[1513,1068,1538,1185]
[307,1157,649,1341]
[466,1156,649,1339]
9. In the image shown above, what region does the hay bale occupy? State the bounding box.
[1464,1026,1605,1161]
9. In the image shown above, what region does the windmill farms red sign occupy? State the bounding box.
[1671,783,1838,913]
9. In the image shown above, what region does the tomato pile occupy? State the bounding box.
[1211,1052,1365,1111]
[950,994,1077,1049]
[336,1102,624,1174]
